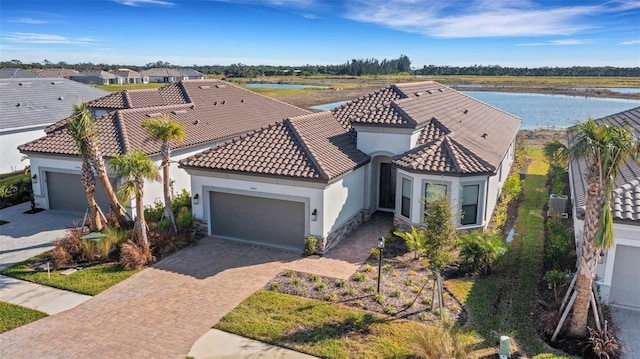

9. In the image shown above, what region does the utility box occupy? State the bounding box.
[549,194,568,216]
[499,335,511,359]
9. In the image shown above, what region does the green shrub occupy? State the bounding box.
[502,173,523,201]
[270,283,280,291]
[290,278,300,286]
[458,231,507,275]
[344,288,356,296]
[324,293,338,302]
[548,164,567,195]
[309,274,321,282]
[545,218,575,271]
[384,305,397,315]
[144,201,164,222]
[363,285,375,293]
[390,289,402,298]
[544,269,568,303]
[176,207,194,230]
[382,264,393,271]
[364,264,375,272]
[375,294,386,304]
[335,279,347,287]
[304,236,318,256]
[405,277,415,286]
[353,272,367,282]
[171,189,192,213]
[314,282,326,291]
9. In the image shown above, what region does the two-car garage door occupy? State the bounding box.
[209,192,305,251]
[46,171,113,213]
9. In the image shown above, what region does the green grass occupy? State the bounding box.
[446,147,572,359]
[0,302,47,333]
[1,253,140,296]
[242,86,322,99]
[216,290,431,358]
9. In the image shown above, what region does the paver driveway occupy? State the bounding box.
[0,213,389,358]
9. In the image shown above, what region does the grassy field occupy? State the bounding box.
[1,253,140,296]
[95,83,165,92]
[0,302,47,333]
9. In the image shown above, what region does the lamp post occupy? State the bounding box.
[377,236,385,293]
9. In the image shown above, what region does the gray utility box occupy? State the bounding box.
[549,194,568,216]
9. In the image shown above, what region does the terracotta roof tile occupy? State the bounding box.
[180,112,370,181]
[20,80,310,158]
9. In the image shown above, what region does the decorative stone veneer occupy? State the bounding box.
[193,219,208,237]
[320,209,372,253]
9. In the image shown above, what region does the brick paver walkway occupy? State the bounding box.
[0,213,391,358]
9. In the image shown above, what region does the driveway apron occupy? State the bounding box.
[0,213,391,358]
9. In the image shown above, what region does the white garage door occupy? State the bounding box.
[47,171,113,214]
[209,192,305,251]
[609,245,640,308]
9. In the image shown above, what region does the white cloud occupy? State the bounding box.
[516,39,591,46]
[113,0,175,7]
[344,0,607,38]
[619,39,640,45]
[2,32,97,45]
[10,17,47,24]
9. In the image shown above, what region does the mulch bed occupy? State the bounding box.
[266,239,467,326]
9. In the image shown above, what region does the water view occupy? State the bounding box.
[311,92,640,130]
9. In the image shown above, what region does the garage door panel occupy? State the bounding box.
[610,245,640,308]
[47,171,113,213]
[210,192,304,250]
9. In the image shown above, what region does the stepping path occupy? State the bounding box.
[0,213,391,358]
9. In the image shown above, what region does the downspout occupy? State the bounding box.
[484,175,491,226]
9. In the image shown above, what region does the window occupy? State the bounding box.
[461,184,480,225]
[401,178,411,218]
[425,183,447,205]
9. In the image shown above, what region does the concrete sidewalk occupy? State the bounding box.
[0,275,91,315]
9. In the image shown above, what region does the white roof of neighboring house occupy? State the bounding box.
[0,78,109,131]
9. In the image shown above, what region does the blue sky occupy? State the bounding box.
[1,0,639,68]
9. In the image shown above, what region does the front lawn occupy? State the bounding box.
[216,290,473,358]
[0,302,47,333]
[1,253,140,296]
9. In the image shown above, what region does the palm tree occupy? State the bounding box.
[109,149,159,246]
[67,104,104,232]
[70,104,127,226]
[141,115,185,233]
[564,119,639,337]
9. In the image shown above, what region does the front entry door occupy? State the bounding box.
[379,163,395,209]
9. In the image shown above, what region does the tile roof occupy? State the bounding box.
[180,112,369,181]
[335,81,521,175]
[35,68,80,78]
[0,68,42,79]
[570,106,640,222]
[19,80,310,157]
[0,78,109,131]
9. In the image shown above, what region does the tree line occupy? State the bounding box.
[2,57,638,77]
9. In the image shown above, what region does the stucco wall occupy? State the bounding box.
[1,127,47,174]
[323,166,366,235]
[355,126,418,156]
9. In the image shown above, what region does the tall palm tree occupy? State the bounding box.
[67,104,104,232]
[565,119,639,337]
[109,149,159,246]
[71,104,127,226]
[141,115,185,233]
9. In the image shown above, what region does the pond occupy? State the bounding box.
[311,92,640,130]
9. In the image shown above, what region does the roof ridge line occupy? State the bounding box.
[390,101,418,127]
[122,90,132,108]
[443,136,463,173]
[176,81,193,104]
[286,118,328,180]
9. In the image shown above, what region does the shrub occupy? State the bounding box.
[404,300,414,308]
[309,273,321,282]
[587,326,623,359]
[120,240,155,269]
[176,207,194,230]
[502,173,523,201]
[270,283,280,291]
[384,305,397,315]
[335,279,347,287]
[405,277,415,286]
[144,201,165,222]
[304,236,318,256]
[290,278,300,286]
[382,264,393,271]
[283,269,295,277]
[149,228,177,255]
[458,230,507,275]
[353,272,367,282]
[545,218,575,271]
[363,285,375,293]
[412,321,481,359]
[171,189,192,213]
[314,282,326,291]
[544,269,568,304]
[375,294,386,304]
[390,289,402,298]
[52,226,84,266]
[344,288,356,296]
[324,293,338,302]
[364,264,375,272]
[370,248,380,259]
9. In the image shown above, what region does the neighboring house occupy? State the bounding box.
[108,69,147,85]
[568,106,640,309]
[141,68,206,83]
[70,70,116,86]
[1,78,108,174]
[180,81,521,252]
[0,68,42,79]
[19,80,520,253]
[34,68,81,78]
[18,80,309,216]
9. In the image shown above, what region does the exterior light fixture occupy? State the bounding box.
[598,250,605,264]
[193,193,199,205]
[31,174,37,183]
[377,236,385,293]
[311,208,318,222]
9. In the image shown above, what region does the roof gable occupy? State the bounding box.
[180,112,370,181]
